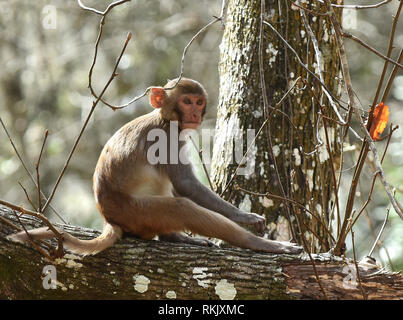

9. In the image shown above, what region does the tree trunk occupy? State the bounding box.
[211,0,343,251]
[1,206,402,300]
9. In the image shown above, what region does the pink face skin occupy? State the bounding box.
[177,94,206,130]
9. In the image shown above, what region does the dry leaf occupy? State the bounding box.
[369,102,389,141]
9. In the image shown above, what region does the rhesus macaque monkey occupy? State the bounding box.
[8,78,302,255]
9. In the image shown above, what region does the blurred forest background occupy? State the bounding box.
[0,1,402,270]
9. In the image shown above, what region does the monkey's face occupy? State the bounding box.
[176,94,206,130]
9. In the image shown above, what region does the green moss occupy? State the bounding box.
[0,255,18,281]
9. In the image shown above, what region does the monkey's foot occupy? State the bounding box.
[269,240,303,254]
[159,233,216,247]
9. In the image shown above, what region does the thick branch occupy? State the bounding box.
[0,206,402,300]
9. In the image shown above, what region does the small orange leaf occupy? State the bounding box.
[369,102,389,141]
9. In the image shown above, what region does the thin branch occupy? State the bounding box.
[18,182,38,212]
[343,32,403,70]
[381,48,403,102]
[295,211,329,300]
[357,180,393,268]
[161,18,221,92]
[235,186,335,243]
[0,117,67,224]
[77,0,130,16]
[0,199,64,257]
[42,32,132,213]
[306,81,342,236]
[263,20,346,112]
[12,210,53,261]
[300,6,344,121]
[0,214,21,231]
[36,130,49,213]
[292,2,327,16]
[368,3,403,116]
[92,16,221,110]
[259,0,296,241]
[352,125,397,234]
[381,124,398,163]
[351,229,367,300]
[215,0,229,26]
[220,77,302,197]
[318,0,392,10]
[324,0,403,255]
[368,204,391,258]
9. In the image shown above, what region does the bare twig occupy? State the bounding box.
[263,20,346,112]
[84,2,139,111]
[283,163,328,298]
[220,77,302,197]
[90,13,222,109]
[42,32,132,213]
[77,0,130,16]
[259,0,296,240]
[12,210,53,260]
[0,214,21,231]
[235,186,335,243]
[305,81,342,236]
[346,122,398,235]
[295,211,329,300]
[343,32,403,70]
[351,229,367,300]
[381,124,398,163]
[216,0,229,26]
[163,18,221,92]
[368,204,391,258]
[381,48,403,102]
[300,7,343,119]
[318,0,392,10]
[324,0,403,255]
[368,3,402,116]
[36,130,49,213]
[18,182,38,212]
[0,199,64,249]
[292,2,327,16]
[0,117,67,224]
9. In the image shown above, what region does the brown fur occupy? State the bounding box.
[7,78,302,255]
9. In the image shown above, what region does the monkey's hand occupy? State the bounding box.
[236,212,266,235]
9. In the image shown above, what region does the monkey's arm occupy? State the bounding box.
[166,163,266,233]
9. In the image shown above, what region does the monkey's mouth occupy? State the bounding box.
[182,122,200,129]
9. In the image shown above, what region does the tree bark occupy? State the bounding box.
[1,206,402,300]
[211,0,343,251]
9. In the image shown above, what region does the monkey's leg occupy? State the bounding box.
[159,233,216,247]
[102,193,302,254]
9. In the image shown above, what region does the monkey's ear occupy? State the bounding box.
[150,87,166,109]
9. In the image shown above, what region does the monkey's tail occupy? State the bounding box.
[7,222,122,256]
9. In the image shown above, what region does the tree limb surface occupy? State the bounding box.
[0,205,402,300]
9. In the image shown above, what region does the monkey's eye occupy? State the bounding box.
[197,99,204,105]
[183,98,191,104]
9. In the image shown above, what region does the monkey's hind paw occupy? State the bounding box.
[279,241,303,254]
[188,237,218,247]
